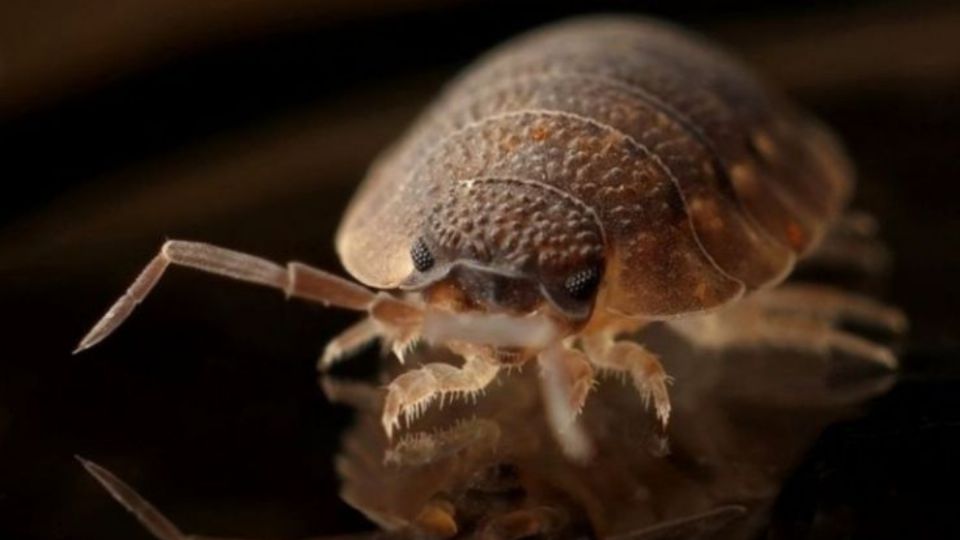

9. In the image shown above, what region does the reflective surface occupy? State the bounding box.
[1,2,958,539]
[329,321,896,540]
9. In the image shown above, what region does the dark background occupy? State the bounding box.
[1,1,958,538]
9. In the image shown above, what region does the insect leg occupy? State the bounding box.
[748,283,907,334]
[582,336,673,427]
[321,376,383,413]
[75,240,381,352]
[537,345,595,462]
[667,296,899,369]
[537,346,595,417]
[318,318,382,370]
[384,418,501,467]
[381,354,500,439]
[78,457,188,540]
[802,211,892,275]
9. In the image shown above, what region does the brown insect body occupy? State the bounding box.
[339,16,852,319]
[78,16,894,459]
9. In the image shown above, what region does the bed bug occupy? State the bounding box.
[75,16,899,455]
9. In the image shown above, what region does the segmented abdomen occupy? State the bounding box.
[338,16,852,317]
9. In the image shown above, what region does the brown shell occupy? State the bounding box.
[336,16,853,318]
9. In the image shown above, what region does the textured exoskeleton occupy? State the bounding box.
[77,16,901,458]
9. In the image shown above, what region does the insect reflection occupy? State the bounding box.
[82,313,896,540]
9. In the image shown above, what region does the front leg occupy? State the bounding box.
[318,317,381,370]
[75,240,429,368]
[583,334,673,427]
[75,240,395,352]
[382,352,500,438]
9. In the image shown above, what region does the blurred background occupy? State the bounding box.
[1,1,958,538]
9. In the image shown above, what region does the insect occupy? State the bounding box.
[76,16,899,455]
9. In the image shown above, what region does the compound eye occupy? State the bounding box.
[410,238,435,272]
[563,266,601,301]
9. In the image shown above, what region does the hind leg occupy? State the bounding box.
[668,284,902,369]
[802,211,892,275]
[748,283,907,333]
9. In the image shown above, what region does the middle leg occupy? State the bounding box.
[582,334,673,427]
[666,285,902,370]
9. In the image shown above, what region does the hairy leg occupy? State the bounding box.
[382,352,500,439]
[385,418,501,466]
[582,335,672,427]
